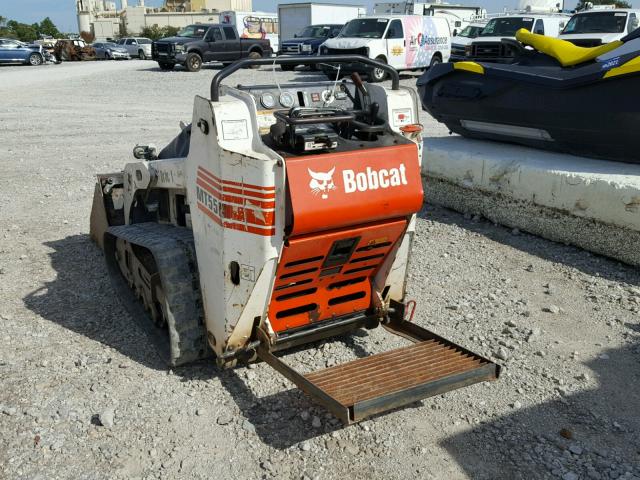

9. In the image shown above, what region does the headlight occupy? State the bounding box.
[174,44,184,53]
[465,45,472,57]
[301,44,312,52]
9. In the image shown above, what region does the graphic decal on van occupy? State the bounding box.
[404,17,451,68]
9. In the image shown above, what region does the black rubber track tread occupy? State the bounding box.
[103,222,210,366]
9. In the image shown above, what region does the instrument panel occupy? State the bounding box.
[238,81,357,112]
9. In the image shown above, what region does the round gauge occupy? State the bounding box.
[279,92,295,108]
[260,92,276,109]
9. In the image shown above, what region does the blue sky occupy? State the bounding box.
[3,0,562,33]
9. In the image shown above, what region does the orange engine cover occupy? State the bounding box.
[268,219,408,332]
[285,143,423,236]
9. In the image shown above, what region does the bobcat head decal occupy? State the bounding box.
[308,167,336,200]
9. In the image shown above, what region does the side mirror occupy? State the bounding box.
[631,18,639,30]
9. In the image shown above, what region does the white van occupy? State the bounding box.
[319,15,451,82]
[463,13,569,62]
[559,8,640,46]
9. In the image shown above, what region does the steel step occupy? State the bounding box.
[258,318,500,424]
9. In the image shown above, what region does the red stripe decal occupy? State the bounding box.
[197,203,275,236]
[196,177,275,209]
[198,166,276,193]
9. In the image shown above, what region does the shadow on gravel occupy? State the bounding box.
[420,205,640,287]
[440,339,640,480]
[22,234,167,370]
[218,369,342,448]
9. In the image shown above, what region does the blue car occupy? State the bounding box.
[278,24,343,71]
[0,38,46,66]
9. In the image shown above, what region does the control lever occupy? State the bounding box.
[350,72,370,111]
[369,102,379,126]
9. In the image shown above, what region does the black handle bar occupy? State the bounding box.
[273,109,356,125]
[210,55,400,101]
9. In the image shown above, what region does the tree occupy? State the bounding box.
[575,0,631,9]
[163,26,179,37]
[37,17,62,38]
[140,24,181,40]
[6,20,38,42]
[140,24,163,40]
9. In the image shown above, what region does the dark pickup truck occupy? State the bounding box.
[152,23,272,72]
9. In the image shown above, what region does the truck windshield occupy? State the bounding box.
[479,17,535,36]
[340,18,389,38]
[457,25,484,38]
[177,25,209,38]
[298,25,332,38]
[562,12,627,34]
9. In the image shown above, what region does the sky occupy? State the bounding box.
[2,0,554,33]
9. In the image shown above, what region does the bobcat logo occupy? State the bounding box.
[308,167,336,199]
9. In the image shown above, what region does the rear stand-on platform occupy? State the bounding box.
[258,311,500,424]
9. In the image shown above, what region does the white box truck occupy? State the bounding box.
[278,3,367,47]
[220,11,280,53]
[374,2,487,36]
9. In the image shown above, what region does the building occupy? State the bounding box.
[76,0,252,41]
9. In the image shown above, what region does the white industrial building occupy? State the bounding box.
[76,0,252,41]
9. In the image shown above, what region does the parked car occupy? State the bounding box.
[92,42,131,60]
[450,21,487,61]
[152,24,272,72]
[559,8,640,46]
[278,24,343,70]
[319,15,451,82]
[0,38,47,66]
[462,13,569,63]
[117,37,153,59]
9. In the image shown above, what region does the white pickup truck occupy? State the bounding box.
[461,13,569,63]
[559,8,640,47]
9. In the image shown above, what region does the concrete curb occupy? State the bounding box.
[423,137,640,267]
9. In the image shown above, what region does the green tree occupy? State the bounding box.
[140,24,164,40]
[139,24,181,40]
[7,20,38,42]
[37,17,62,38]
[162,25,179,37]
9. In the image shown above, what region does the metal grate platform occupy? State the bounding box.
[258,319,500,424]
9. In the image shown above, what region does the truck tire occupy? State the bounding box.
[370,56,388,82]
[281,64,296,71]
[158,62,175,71]
[186,52,202,72]
[247,51,262,69]
[138,49,146,60]
[429,54,442,68]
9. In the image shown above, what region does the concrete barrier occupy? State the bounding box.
[422,136,640,267]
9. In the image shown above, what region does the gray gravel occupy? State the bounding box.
[1,60,640,479]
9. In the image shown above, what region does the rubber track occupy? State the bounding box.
[104,222,210,366]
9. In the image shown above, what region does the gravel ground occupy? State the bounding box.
[1,60,640,480]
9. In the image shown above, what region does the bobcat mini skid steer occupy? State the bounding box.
[90,56,499,424]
